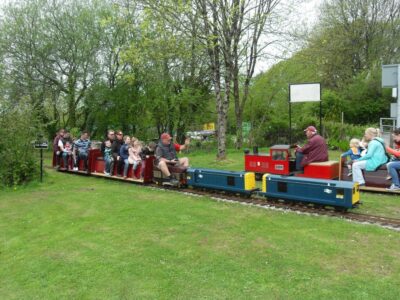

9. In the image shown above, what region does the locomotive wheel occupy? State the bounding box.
[334,207,347,213]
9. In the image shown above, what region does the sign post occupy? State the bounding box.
[382,64,400,126]
[288,83,322,144]
[33,140,49,183]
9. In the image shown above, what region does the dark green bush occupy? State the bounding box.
[0,102,41,187]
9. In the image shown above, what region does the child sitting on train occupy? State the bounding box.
[103,140,114,176]
[341,138,362,176]
[120,136,131,178]
[60,132,73,170]
[128,139,142,179]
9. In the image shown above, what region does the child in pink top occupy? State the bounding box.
[128,140,142,179]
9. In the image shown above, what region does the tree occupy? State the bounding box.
[122,0,212,141]
[307,0,400,88]
[1,0,104,133]
[231,0,282,149]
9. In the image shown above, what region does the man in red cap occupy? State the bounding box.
[155,132,189,185]
[295,125,328,171]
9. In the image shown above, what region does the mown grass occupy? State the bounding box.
[1,162,400,298]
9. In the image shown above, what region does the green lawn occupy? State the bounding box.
[1,151,400,299]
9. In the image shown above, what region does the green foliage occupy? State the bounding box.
[0,102,41,187]
[323,121,367,151]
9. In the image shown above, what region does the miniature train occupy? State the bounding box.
[244,144,398,193]
[54,146,361,210]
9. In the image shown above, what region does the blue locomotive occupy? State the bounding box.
[187,168,257,195]
[186,168,360,209]
[260,174,360,209]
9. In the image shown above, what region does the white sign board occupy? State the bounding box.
[393,88,398,98]
[289,83,321,103]
[382,64,399,88]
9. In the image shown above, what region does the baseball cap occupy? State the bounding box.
[304,126,317,133]
[161,133,172,140]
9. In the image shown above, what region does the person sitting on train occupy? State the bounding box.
[295,126,328,172]
[112,131,124,176]
[100,130,115,156]
[140,141,157,179]
[155,133,189,185]
[103,140,114,176]
[53,128,65,167]
[385,128,400,191]
[120,135,131,179]
[129,139,142,179]
[352,128,388,186]
[73,131,91,172]
[58,132,73,170]
[341,138,362,176]
[141,141,157,158]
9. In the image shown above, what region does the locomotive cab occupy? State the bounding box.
[269,145,296,175]
[244,144,296,178]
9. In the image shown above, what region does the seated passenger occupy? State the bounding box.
[120,136,131,179]
[58,132,73,170]
[352,128,388,186]
[155,133,189,185]
[53,128,65,167]
[341,138,362,176]
[128,139,142,179]
[101,130,115,156]
[103,140,114,176]
[112,131,124,176]
[295,126,328,171]
[141,141,157,158]
[386,128,400,191]
[140,141,157,179]
[73,131,91,171]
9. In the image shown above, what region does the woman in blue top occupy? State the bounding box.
[352,128,388,186]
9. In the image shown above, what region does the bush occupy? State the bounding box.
[0,102,41,187]
[323,121,370,151]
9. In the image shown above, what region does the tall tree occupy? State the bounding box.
[308,0,400,88]
[1,0,104,131]
[231,0,281,149]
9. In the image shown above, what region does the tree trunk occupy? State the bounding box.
[67,94,76,128]
[233,65,242,149]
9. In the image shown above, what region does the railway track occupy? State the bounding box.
[54,168,400,231]
[175,186,400,231]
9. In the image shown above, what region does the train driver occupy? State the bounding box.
[295,126,328,171]
[155,133,189,185]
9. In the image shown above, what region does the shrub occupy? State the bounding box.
[0,102,41,187]
[323,121,370,151]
